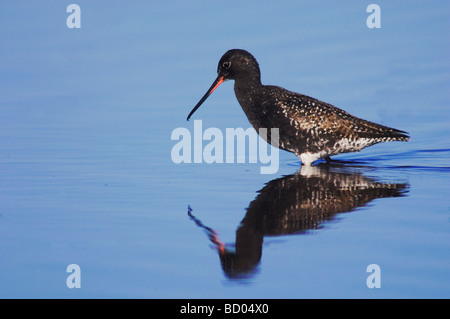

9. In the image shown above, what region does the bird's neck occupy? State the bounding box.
[234,75,262,93]
[234,76,264,123]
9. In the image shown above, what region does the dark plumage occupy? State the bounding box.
[187,49,409,166]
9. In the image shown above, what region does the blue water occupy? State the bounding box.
[0,1,449,298]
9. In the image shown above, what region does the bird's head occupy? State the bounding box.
[187,49,260,121]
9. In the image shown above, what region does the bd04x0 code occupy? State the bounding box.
[224,303,269,314]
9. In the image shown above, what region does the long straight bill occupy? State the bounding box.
[187,76,224,121]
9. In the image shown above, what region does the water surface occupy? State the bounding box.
[0,1,449,298]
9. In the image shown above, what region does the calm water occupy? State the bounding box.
[0,1,449,298]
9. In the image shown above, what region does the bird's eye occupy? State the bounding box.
[223,61,231,69]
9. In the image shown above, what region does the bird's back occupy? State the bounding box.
[236,84,409,161]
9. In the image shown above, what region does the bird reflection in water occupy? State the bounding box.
[187,164,409,280]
